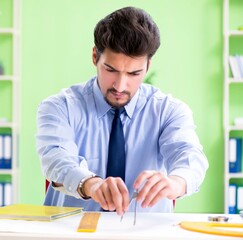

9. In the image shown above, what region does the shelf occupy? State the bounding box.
[228,30,243,37]
[227,125,243,131]
[0,122,14,128]
[0,28,16,35]
[0,0,20,207]
[0,169,15,175]
[223,0,243,215]
[228,78,243,84]
[0,76,15,81]
[227,173,243,179]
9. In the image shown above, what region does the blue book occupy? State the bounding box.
[229,138,242,173]
[0,135,4,169]
[228,184,237,214]
[2,134,12,169]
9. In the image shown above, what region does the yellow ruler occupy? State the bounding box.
[77,212,101,233]
[180,221,243,237]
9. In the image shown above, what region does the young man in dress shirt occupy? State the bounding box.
[36,6,208,215]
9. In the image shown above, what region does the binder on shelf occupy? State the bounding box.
[228,184,237,214]
[2,134,12,169]
[0,61,4,75]
[235,55,243,78]
[229,56,241,79]
[229,138,242,173]
[0,182,3,206]
[237,185,243,213]
[0,182,12,207]
[3,182,12,206]
[0,135,3,168]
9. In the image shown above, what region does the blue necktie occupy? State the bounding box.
[106,108,126,182]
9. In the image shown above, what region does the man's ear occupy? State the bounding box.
[92,47,97,65]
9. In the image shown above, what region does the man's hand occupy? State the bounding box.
[83,177,130,215]
[133,171,186,208]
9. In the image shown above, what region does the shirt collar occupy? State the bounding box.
[93,77,139,119]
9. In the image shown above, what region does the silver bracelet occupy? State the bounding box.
[78,174,97,199]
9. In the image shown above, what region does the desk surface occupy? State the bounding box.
[0,212,242,240]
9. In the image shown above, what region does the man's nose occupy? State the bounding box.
[113,75,128,92]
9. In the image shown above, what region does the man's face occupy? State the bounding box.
[92,48,150,108]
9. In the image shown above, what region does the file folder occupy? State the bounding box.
[229,138,242,173]
[0,135,3,169]
[229,184,237,214]
[3,134,12,169]
[237,186,243,213]
[3,182,12,206]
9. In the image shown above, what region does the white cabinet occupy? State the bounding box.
[223,0,243,213]
[0,0,20,205]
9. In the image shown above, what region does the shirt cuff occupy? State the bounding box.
[168,168,200,197]
[53,166,96,199]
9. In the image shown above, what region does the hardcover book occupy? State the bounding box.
[0,204,82,221]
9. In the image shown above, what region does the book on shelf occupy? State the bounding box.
[229,137,242,173]
[0,134,12,169]
[236,55,243,77]
[0,204,82,221]
[228,184,237,214]
[237,185,243,214]
[0,181,12,207]
[0,61,4,75]
[229,55,243,80]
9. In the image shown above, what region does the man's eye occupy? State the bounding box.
[106,68,115,72]
[129,72,140,76]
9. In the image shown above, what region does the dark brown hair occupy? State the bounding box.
[94,7,160,61]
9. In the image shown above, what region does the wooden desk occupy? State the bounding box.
[0,212,242,240]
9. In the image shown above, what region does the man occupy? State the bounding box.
[36,6,208,215]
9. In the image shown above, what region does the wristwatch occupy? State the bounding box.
[78,174,97,199]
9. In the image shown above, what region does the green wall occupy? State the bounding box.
[20,0,223,213]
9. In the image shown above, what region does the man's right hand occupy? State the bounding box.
[83,176,130,215]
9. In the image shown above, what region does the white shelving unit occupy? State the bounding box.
[223,0,243,213]
[0,0,21,205]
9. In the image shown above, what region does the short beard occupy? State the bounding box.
[104,88,131,108]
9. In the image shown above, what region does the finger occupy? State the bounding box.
[141,181,167,208]
[117,180,129,213]
[109,178,128,215]
[133,170,157,190]
[149,186,172,207]
[103,188,116,211]
[136,172,162,202]
[102,177,118,211]
[92,183,111,210]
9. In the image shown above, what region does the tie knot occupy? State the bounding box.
[114,108,123,118]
